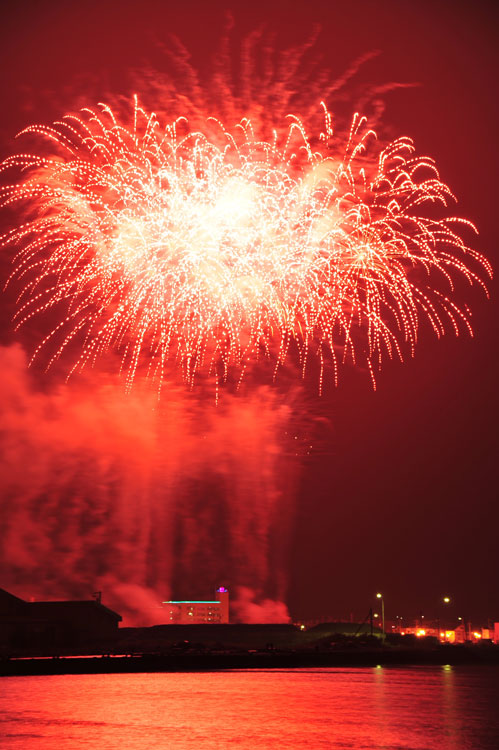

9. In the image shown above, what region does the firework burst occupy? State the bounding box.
[0,97,491,393]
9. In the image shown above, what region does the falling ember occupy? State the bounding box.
[0,97,491,393]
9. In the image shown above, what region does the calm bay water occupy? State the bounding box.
[1,667,498,749]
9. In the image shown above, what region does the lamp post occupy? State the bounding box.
[376,593,385,639]
[440,596,451,642]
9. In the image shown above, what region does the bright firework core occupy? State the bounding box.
[0,98,491,392]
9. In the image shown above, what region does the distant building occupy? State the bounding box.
[162,587,229,624]
[400,621,493,644]
[0,587,122,651]
[398,625,440,639]
[439,623,466,644]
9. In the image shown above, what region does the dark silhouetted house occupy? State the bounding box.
[0,587,122,652]
[0,588,27,617]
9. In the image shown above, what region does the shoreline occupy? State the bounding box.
[2,647,499,676]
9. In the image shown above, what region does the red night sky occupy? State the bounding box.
[0,0,497,625]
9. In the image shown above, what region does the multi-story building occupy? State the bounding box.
[162,587,229,624]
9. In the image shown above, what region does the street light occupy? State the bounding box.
[376,593,385,638]
[438,596,451,642]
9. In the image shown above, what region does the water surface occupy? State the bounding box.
[1,666,498,749]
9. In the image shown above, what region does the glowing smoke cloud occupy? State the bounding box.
[0,344,299,624]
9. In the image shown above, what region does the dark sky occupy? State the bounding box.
[0,0,497,625]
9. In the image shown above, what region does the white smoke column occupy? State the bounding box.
[232,586,291,624]
[173,384,300,611]
[0,344,300,623]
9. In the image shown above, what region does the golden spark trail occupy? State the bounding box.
[0,99,491,392]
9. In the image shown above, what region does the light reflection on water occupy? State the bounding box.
[1,666,498,749]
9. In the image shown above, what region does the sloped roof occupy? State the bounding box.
[0,587,28,614]
[0,588,122,622]
[29,600,122,621]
